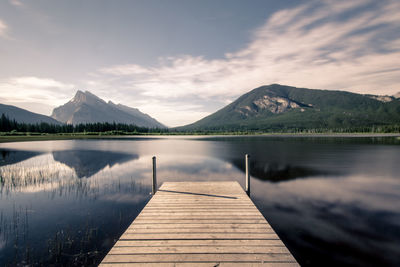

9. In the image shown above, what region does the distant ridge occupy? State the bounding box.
[51,90,165,128]
[0,103,61,125]
[107,101,164,129]
[178,84,400,131]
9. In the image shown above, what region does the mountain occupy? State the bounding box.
[0,103,61,125]
[179,84,400,131]
[107,101,164,129]
[51,90,165,128]
[394,92,400,99]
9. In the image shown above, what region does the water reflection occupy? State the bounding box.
[52,150,138,178]
[0,136,399,266]
[0,149,43,166]
[206,136,400,180]
[0,150,149,266]
[251,174,400,267]
[230,158,328,182]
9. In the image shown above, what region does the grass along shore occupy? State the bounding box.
[1,131,400,143]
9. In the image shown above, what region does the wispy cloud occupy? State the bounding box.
[0,19,8,38]
[90,0,400,126]
[9,0,24,7]
[0,76,75,114]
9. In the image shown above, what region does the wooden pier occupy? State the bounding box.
[100,181,299,266]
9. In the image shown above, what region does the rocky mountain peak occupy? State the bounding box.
[253,95,301,113]
[368,95,394,102]
[71,90,105,105]
[235,94,308,117]
[51,90,165,128]
[72,90,86,103]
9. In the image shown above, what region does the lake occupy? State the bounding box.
[0,136,399,266]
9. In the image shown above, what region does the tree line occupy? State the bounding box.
[1,113,399,134]
[0,114,167,134]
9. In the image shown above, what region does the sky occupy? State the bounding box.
[0,0,399,127]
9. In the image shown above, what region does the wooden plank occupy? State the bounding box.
[142,207,258,210]
[142,207,256,209]
[125,228,276,233]
[140,210,261,213]
[137,214,264,217]
[148,198,250,202]
[146,204,253,206]
[125,226,275,233]
[109,246,291,254]
[148,200,252,203]
[138,214,262,218]
[135,217,266,220]
[101,253,297,263]
[132,219,267,224]
[100,181,298,266]
[149,199,249,201]
[119,233,280,240]
[141,209,258,212]
[147,202,253,205]
[129,223,272,229]
[114,239,287,246]
[148,201,250,203]
[100,263,299,267]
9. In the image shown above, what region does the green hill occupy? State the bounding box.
[178,84,400,132]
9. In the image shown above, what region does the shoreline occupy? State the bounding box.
[1,132,400,143]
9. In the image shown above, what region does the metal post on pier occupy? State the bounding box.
[152,156,157,195]
[245,154,250,196]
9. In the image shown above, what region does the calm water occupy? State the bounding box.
[0,136,399,266]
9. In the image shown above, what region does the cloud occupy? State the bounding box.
[100,64,152,76]
[9,0,24,7]
[136,101,211,127]
[0,19,8,38]
[0,76,75,114]
[10,76,70,89]
[91,0,400,126]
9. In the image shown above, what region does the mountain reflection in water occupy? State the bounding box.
[52,150,139,178]
[230,159,328,182]
[0,149,42,166]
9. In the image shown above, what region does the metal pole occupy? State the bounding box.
[245,154,250,196]
[152,156,157,194]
